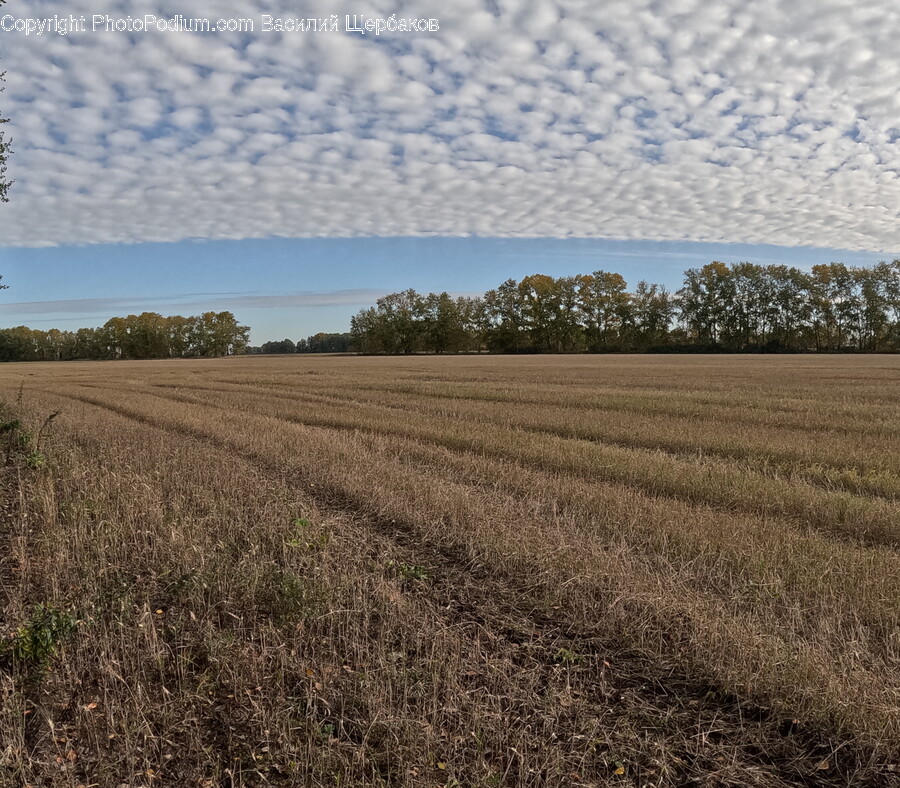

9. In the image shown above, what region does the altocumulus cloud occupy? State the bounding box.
[1,0,899,250]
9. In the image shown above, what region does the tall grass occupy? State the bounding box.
[1,354,898,787]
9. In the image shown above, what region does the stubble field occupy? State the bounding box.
[1,354,899,787]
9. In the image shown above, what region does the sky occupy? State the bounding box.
[1,0,899,342]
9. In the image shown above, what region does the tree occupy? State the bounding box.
[482,279,526,353]
[376,290,426,354]
[2,25,15,293]
[582,271,630,351]
[350,307,388,353]
[344,260,900,357]
[767,265,811,351]
[101,317,129,359]
[422,292,470,353]
[552,276,589,353]
[677,261,734,346]
[808,263,859,351]
[131,312,169,358]
[261,338,296,354]
[350,290,427,354]
[516,274,560,352]
[628,281,674,350]
[167,315,193,358]
[301,332,354,353]
[1,68,12,204]
[196,311,249,356]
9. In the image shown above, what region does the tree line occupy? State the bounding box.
[4,260,899,360]
[349,260,900,354]
[0,311,250,361]
[247,332,354,355]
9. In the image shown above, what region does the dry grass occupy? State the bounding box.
[1,354,899,787]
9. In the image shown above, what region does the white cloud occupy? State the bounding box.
[0,0,898,252]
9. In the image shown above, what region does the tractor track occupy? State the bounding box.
[34,386,897,787]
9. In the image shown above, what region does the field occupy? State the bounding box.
[1,354,899,787]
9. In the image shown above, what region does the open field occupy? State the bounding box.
[1,354,899,787]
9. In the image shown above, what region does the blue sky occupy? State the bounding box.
[1,0,899,341]
[1,238,891,341]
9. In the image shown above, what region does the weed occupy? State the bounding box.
[0,603,78,670]
[1,408,57,468]
[24,450,46,469]
[388,561,430,582]
[554,647,584,666]
[259,567,326,624]
[286,517,330,550]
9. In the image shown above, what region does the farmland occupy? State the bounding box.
[1,354,899,787]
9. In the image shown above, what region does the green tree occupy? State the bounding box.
[518,274,554,351]
[301,332,353,353]
[767,265,812,351]
[73,327,100,359]
[808,263,858,351]
[552,276,588,353]
[377,290,426,354]
[422,292,470,353]
[131,312,170,358]
[628,281,674,350]
[858,261,899,351]
[100,317,129,359]
[482,279,526,353]
[350,307,389,353]
[261,338,296,354]
[196,311,249,356]
[582,271,630,351]
[351,290,428,355]
[677,261,735,346]
[167,315,193,358]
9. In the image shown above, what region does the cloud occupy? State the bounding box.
[188,289,390,310]
[2,297,160,315]
[0,289,387,316]
[0,0,898,252]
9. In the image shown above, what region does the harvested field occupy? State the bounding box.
[1,354,899,787]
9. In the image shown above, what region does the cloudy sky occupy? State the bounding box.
[1,0,898,340]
